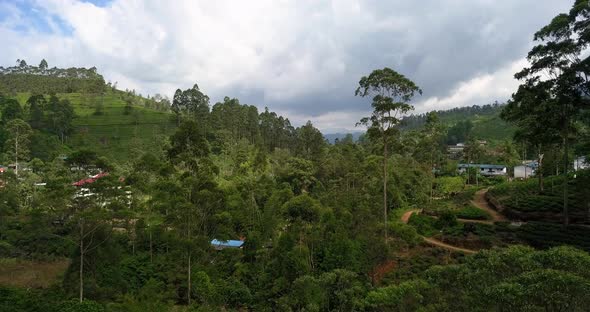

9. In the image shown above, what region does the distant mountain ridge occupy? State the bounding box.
[323,131,364,144]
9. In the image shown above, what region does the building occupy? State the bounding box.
[514,161,538,179]
[458,164,507,176]
[574,156,588,171]
[211,239,244,250]
[72,172,109,187]
[0,166,5,173]
[448,143,465,153]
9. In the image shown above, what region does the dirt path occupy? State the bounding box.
[401,209,420,223]
[471,189,507,222]
[401,210,477,254]
[423,237,477,254]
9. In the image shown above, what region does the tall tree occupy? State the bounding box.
[171,84,210,127]
[502,83,561,191]
[46,95,75,143]
[355,68,422,240]
[509,0,590,225]
[5,119,32,176]
[415,112,445,201]
[295,121,326,161]
[26,94,46,129]
[1,99,23,123]
[39,59,48,71]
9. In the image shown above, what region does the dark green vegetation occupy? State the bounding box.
[1,1,590,311]
[365,246,590,311]
[488,172,590,223]
[403,103,517,144]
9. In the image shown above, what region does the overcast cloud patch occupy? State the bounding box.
[0,0,571,131]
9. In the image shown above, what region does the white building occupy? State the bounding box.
[458,164,507,176]
[514,161,538,179]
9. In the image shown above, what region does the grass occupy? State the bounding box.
[14,91,177,164]
[0,257,70,288]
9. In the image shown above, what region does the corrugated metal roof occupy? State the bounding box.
[458,164,506,169]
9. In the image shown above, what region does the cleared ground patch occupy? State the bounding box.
[0,258,69,289]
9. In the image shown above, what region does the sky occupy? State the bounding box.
[0,0,572,132]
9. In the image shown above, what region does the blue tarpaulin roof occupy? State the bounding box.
[211,239,244,248]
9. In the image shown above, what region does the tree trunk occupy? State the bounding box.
[79,220,84,302]
[538,149,544,193]
[187,251,191,305]
[429,152,434,203]
[149,230,153,263]
[563,135,569,227]
[383,140,388,241]
[14,133,18,176]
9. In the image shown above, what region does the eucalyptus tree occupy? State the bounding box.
[26,94,46,129]
[415,112,445,201]
[5,118,32,176]
[508,0,590,225]
[355,68,421,240]
[167,120,222,305]
[502,83,561,191]
[171,84,210,126]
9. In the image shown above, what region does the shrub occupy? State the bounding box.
[436,211,458,229]
[434,177,464,197]
[390,223,422,247]
[455,206,491,220]
[408,214,438,237]
[58,299,104,312]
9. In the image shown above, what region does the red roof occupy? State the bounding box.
[72,172,109,186]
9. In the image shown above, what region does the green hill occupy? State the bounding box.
[403,103,516,144]
[11,91,176,164]
[0,61,176,165]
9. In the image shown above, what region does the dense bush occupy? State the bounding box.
[455,206,491,220]
[488,171,590,223]
[434,176,464,197]
[408,214,438,236]
[365,246,590,311]
[517,222,590,252]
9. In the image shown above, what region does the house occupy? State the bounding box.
[448,143,465,153]
[0,166,5,173]
[72,172,109,187]
[513,161,538,179]
[211,239,244,250]
[574,156,588,171]
[458,164,507,176]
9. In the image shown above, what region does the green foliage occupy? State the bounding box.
[368,246,590,311]
[455,206,491,220]
[517,222,590,251]
[0,286,66,312]
[58,299,104,312]
[283,194,321,224]
[408,214,438,237]
[0,62,105,94]
[365,279,429,311]
[434,176,464,197]
[488,171,590,223]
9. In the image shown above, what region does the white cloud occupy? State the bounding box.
[277,109,370,133]
[416,59,528,113]
[0,0,571,131]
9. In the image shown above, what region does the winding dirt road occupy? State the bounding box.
[470,189,507,222]
[400,209,477,254]
[401,189,510,254]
